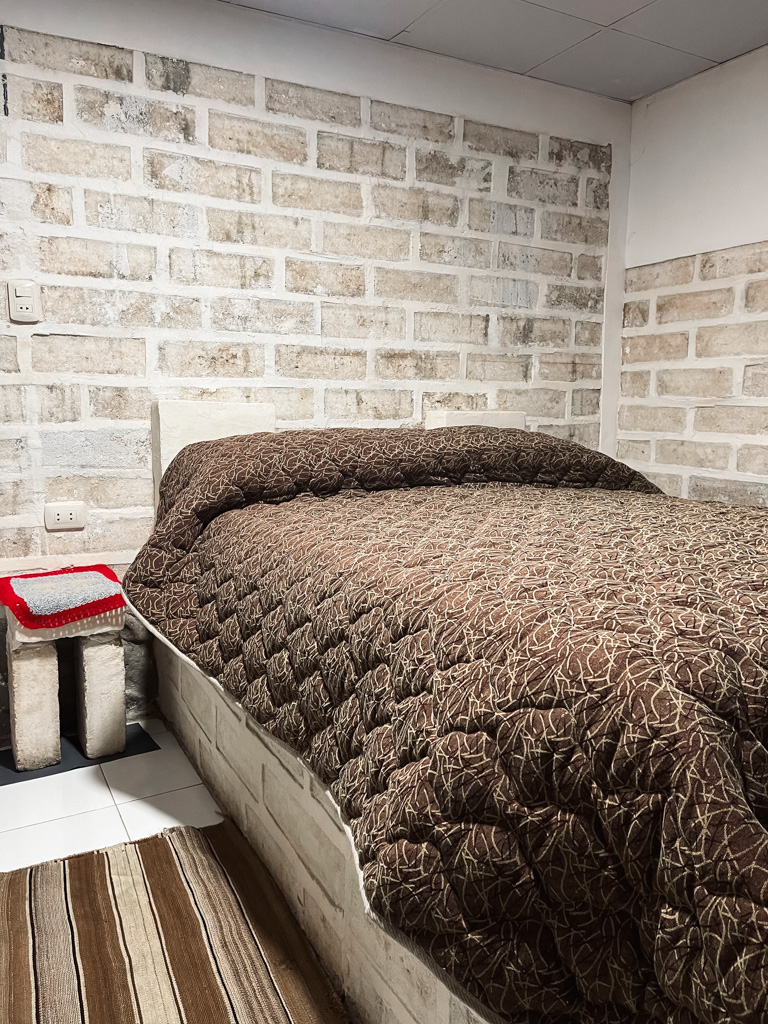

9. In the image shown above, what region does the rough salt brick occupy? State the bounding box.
[497,243,572,278]
[41,428,149,468]
[543,422,599,450]
[422,392,488,412]
[549,136,611,172]
[414,311,488,346]
[0,526,41,559]
[470,276,538,309]
[375,268,458,304]
[623,332,689,363]
[464,120,538,160]
[42,286,201,329]
[275,346,366,379]
[7,638,60,771]
[285,258,365,297]
[657,367,733,398]
[0,439,25,469]
[657,288,734,323]
[75,86,195,142]
[541,211,609,247]
[737,445,768,475]
[207,208,311,250]
[585,177,609,211]
[621,370,650,397]
[4,27,133,81]
[37,384,80,422]
[507,167,578,207]
[43,516,152,556]
[688,476,768,507]
[375,350,459,380]
[700,241,768,281]
[466,352,531,382]
[145,150,261,204]
[39,236,156,281]
[323,222,410,261]
[22,134,131,179]
[5,76,63,123]
[420,233,492,269]
[0,336,19,373]
[209,111,307,163]
[416,150,491,191]
[159,340,265,377]
[30,184,73,224]
[211,295,314,334]
[744,363,768,397]
[745,279,768,313]
[2,480,35,516]
[174,385,314,420]
[546,284,603,314]
[170,248,273,289]
[31,334,145,375]
[575,321,602,347]
[370,100,453,143]
[372,185,458,227]
[572,388,601,417]
[266,80,360,126]
[623,300,650,328]
[324,388,413,419]
[497,387,566,417]
[537,353,601,381]
[498,315,571,349]
[321,303,405,340]
[0,386,24,422]
[655,440,731,470]
[75,633,126,759]
[317,133,405,180]
[467,199,534,237]
[85,191,198,238]
[625,256,696,293]
[644,472,683,497]
[145,54,255,105]
[618,405,687,433]
[88,387,152,419]
[577,255,603,282]
[696,322,768,357]
[617,439,651,462]
[272,173,362,216]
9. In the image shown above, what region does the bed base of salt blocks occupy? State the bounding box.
[76,633,127,759]
[6,630,61,771]
[152,636,501,1024]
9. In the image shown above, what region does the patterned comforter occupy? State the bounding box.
[125,426,768,1024]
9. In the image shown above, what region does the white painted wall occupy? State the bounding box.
[627,44,768,269]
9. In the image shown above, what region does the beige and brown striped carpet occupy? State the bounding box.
[0,820,348,1024]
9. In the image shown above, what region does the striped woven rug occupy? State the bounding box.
[0,820,347,1024]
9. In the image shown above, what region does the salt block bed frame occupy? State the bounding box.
[133,401,524,1024]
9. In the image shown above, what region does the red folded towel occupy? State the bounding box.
[0,565,125,630]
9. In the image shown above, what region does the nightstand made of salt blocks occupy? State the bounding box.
[0,566,127,771]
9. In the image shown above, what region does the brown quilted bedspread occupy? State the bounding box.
[125,427,768,1024]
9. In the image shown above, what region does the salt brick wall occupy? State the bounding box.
[0,25,612,567]
[618,241,768,504]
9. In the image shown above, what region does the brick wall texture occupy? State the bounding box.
[619,241,768,506]
[0,25,611,563]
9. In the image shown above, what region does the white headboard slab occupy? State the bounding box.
[424,411,526,430]
[151,400,276,507]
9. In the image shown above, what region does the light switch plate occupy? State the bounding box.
[7,279,42,324]
[44,501,88,531]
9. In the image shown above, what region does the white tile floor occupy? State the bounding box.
[0,719,224,872]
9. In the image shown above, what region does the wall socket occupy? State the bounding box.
[7,279,42,324]
[44,501,88,532]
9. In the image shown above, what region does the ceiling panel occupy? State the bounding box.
[392,0,598,75]
[522,0,655,27]
[225,0,439,39]
[615,0,768,63]
[529,28,714,100]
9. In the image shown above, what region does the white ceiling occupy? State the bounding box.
[218,0,768,102]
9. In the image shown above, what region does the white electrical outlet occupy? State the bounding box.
[7,280,43,324]
[44,501,88,532]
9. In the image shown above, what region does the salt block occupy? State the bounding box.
[76,632,127,758]
[7,631,60,771]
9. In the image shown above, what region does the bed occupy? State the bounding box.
[125,423,768,1024]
